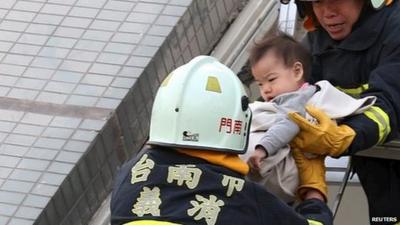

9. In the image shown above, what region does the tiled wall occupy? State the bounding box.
[0,0,245,224]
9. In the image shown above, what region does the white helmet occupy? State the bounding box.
[148,55,251,154]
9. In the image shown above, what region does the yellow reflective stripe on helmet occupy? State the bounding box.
[364,106,391,144]
[206,76,222,93]
[336,84,369,98]
[123,220,181,225]
[308,219,323,225]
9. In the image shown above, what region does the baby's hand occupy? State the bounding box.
[247,146,267,172]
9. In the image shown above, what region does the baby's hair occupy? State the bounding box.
[249,31,311,80]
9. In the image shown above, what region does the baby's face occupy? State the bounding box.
[252,51,303,101]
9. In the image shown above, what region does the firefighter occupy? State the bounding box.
[110,56,333,225]
[282,0,400,224]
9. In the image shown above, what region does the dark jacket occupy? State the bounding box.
[111,146,332,225]
[306,2,400,154]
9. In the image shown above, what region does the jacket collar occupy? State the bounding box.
[310,5,394,54]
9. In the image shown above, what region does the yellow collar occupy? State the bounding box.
[176,149,249,175]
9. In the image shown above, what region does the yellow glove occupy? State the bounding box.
[292,148,327,202]
[288,106,356,157]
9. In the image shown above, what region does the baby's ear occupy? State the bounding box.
[293,61,304,81]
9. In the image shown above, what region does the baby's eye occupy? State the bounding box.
[268,78,276,82]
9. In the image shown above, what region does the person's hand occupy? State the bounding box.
[288,106,356,157]
[247,146,267,173]
[292,148,327,202]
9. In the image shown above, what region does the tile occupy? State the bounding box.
[47,37,77,48]
[15,78,46,90]
[81,74,113,86]
[0,132,8,143]
[155,15,179,26]
[34,14,64,25]
[0,31,21,42]
[50,116,82,128]
[23,67,54,79]
[1,180,34,193]
[76,0,107,8]
[56,151,82,163]
[141,35,165,47]
[96,98,120,109]
[42,127,73,139]
[54,27,85,39]
[80,119,105,130]
[89,63,121,75]
[14,206,42,220]
[3,54,33,66]
[19,33,49,45]
[97,10,128,21]
[0,41,13,52]
[24,148,58,160]
[90,20,121,31]
[133,46,158,57]
[119,22,150,34]
[0,109,24,122]
[103,87,128,99]
[83,30,113,42]
[104,42,135,54]
[22,113,53,126]
[26,24,57,35]
[47,162,74,174]
[118,66,143,78]
[13,124,44,136]
[104,1,135,11]
[59,60,91,73]
[75,40,106,52]
[127,56,151,68]
[111,77,136,88]
[66,95,97,106]
[0,20,29,32]
[0,216,9,225]
[68,50,99,62]
[133,2,165,14]
[31,57,62,69]
[8,218,34,225]
[45,81,76,94]
[40,4,71,15]
[0,121,16,132]
[5,134,36,147]
[111,33,142,44]
[73,84,106,96]
[6,11,36,22]
[14,1,44,11]
[34,137,66,149]
[71,130,97,142]
[162,5,187,16]
[0,75,16,86]
[0,144,28,157]
[9,169,41,182]
[17,158,50,171]
[0,64,26,76]
[62,17,93,28]
[23,195,50,208]
[39,173,66,186]
[39,47,70,58]
[63,140,90,152]
[52,70,83,83]
[148,25,173,37]
[36,92,68,104]
[0,191,26,204]
[0,167,12,179]
[31,183,58,197]
[97,53,128,65]
[69,7,99,18]
[8,88,38,100]
[0,203,17,216]
[127,12,157,23]
[0,0,15,9]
